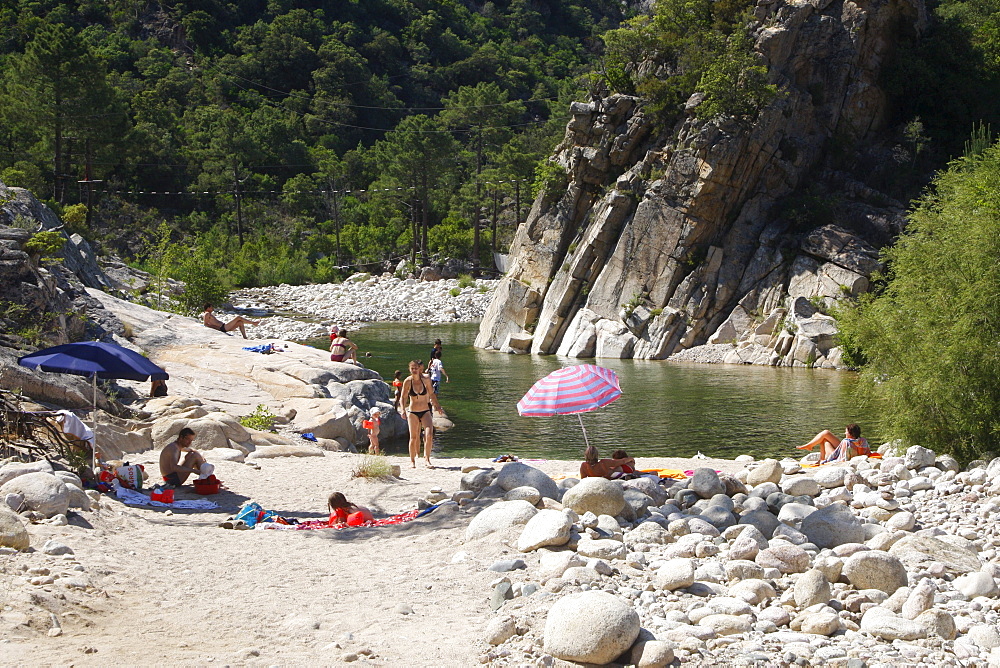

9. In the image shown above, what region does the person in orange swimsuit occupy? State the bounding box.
[400,359,443,468]
[580,445,635,479]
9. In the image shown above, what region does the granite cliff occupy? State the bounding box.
[477,0,927,367]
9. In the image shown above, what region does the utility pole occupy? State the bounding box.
[232,163,244,245]
[491,188,499,262]
[77,139,102,230]
[514,179,521,230]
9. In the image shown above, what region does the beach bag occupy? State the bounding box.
[116,463,145,490]
[235,501,264,527]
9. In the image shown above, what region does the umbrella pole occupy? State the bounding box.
[577,413,590,448]
[91,374,98,472]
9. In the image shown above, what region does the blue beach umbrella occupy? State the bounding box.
[18,341,168,467]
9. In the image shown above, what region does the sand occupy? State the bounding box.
[1,451,742,666]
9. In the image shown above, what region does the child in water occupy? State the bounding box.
[366,407,381,455]
[327,492,374,526]
[391,370,403,412]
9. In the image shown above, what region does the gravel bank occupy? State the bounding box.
[227,273,498,340]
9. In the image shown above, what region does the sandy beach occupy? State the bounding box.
[1,451,741,666]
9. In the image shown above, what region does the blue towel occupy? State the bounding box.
[242,344,273,354]
[301,432,317,442]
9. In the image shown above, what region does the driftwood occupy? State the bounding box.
[0,389,91,466]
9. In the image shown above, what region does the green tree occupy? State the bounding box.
[838,141,1000,459]
[5,22,127,202]
[373,114,458,264]
[441,82,525,267]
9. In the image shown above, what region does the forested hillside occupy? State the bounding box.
[0,0,627,287]
[2,0,1000,295]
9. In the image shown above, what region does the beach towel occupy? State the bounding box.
[242,344,274,354]
[803,452,881,468]
[54,410,95,445]
[639,468,690,480]
[114,484,219,510]
[261,504,440,531]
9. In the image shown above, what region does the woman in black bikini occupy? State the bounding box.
[400,359,443,468]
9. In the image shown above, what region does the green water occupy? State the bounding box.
[308,323,875,461]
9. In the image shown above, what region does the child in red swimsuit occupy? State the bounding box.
[328,492,373,526]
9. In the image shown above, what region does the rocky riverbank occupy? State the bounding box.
[453,447,1000,667]
[228,273,498,341]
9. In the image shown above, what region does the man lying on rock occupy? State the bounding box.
[159,427,214,487]
[202,303,259,339]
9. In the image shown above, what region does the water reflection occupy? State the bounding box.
[306,322,874,461]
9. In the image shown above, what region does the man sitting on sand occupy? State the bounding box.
[203,303,259,339]
[159,427,212,487]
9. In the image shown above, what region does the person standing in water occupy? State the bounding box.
[400,359,443,468]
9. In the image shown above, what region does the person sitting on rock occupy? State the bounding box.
[798,423,871,463]
[159,427,213,487]
[580,445,635,479]
[330,330,359,364]
[327,492,373,526]
[202,303,260,339]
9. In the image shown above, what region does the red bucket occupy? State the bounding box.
[193,476,221,495]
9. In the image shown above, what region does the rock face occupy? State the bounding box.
[476,0,925,364]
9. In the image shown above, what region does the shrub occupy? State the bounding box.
[457,273,474,288]
[449,287,461,297]
[351,453,394,480]
[837,138,1000,459]
[239,404,276,432]
[24,230,66,259]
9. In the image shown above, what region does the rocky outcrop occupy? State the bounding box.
[477,0,924,366]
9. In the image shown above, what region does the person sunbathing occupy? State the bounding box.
[580,445,635,479]
[327,492,374,526]
[203,303,259,339]
[798,423,871,462]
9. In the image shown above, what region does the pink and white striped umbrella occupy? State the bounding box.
[517,364,622,446]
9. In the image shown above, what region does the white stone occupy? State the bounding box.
[543,591,640,664]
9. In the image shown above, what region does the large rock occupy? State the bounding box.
[812,466,849,489]
[794,569,831,608]
[843,551,908,594]
[245,444,325,459]
[904,445,936,470]
[0,506,29,550]
[689,468,725,498]
[0,459,54,487]
[655,558,696,591]
[0,472,69,518]
[577,538,627,561]
[283,398,355,441]
[517,509,572,552]
[746,460,783,486]
[756,545,811,574]
[860,607,927,641]
[495,462,560,500]
[888,534,981,575]
[561,477,626,517]
[466,500,538,541]
[543,591,640,664]
[800,503,865,548]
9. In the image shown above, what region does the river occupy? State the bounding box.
[307,322,875,461]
